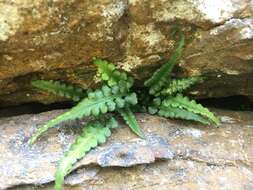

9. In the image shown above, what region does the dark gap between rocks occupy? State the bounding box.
[198,95,253,111]
[0,95,252,118]
[0,101,73,118]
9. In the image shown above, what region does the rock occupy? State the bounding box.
[183,18,253,98]
[1,109,253,189]
[0,0,252,106]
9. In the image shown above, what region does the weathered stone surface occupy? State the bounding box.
[1,109,253,189]
[183,18,253,98]
[0,0,252,106]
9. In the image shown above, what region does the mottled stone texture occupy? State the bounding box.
[0,0,253,106]
[1,109,253,189]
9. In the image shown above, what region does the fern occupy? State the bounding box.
[160,76,203,96]
[144,34,185,95]
[147,97,162,115]
[157,105,210,125]
[28,85,137,145]
[32,80,86,102]
[29,33,220,190]
[94,59,133,88]
[162,94,219,125]
[55,117,118,190]
[148,97,210,124]
[95,59,144,138]
[118,107,145,138]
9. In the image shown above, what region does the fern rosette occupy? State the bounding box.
[29,32,219,190]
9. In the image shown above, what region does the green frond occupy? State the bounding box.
[94,59,134,88]
[54,117,118,190]
[144,34,185,95]
[148,106,158,115]
[32,80,86,102]
[147,97,162,115]
[162,94,219,125]
[160,76,203,96]
[28,85,138,145]
[158,105,210,125]
[118,107,145,139]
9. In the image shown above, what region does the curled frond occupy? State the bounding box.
[160,76,203,96]
[162,94,219,125]
[118,107,145,138]
[144,35,185,95]
[54,117,118,190]
[28,85,138,145]
[94,59,134,88]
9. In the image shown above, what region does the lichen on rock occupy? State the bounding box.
[0,3,23,41]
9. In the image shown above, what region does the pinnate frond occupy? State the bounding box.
[28,85,138,145]
[118,107,145,138]
[144,35,185,95]
[32,80,86,101]
[158,105,210,125]
[94,59,133,88]
[54,117,118,190]
[162,94,219,125]
[160,76,203,96]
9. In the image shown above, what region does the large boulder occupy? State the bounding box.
[1,109,253,189]
[0,0,253,106]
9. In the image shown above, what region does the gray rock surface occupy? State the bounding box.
[1,109,253,189]
[0,0,252,106]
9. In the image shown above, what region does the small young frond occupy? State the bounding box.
[32,80,86,102]
[144,34,185,95]
[54,117,118,190]
[148,106,158,115]
[28,85,138,145]
[147,97,162,114]
[118,107,145,139]
[94,59,134,88]
[160,76,203,96]
[158,105,210,125]
[162,94,219,125]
